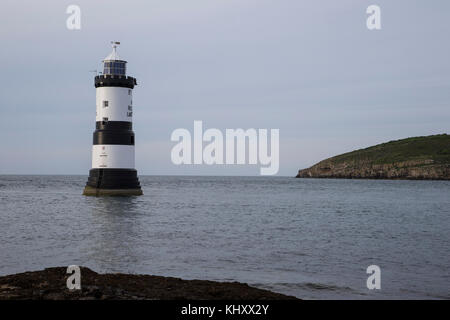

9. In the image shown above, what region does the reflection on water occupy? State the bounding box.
[87,197,141,273]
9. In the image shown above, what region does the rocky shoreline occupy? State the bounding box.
[0,267,298,300]
[296,159,450,180]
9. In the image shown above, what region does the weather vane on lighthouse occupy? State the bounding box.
[111,41,120,52]
[83,42,143,196]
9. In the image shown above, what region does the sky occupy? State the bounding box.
[0,0,449,176]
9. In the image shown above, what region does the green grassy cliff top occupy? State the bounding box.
[327,134,450,165]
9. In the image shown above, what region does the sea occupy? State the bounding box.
[0,175,449,299]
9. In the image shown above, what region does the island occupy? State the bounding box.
[296,134,450,180]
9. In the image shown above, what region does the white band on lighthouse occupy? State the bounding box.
[91,145,135,169]
[96,87,133,122]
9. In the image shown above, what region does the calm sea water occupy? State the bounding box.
[0,175,449,299]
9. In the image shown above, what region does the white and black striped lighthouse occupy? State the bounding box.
[83,42,143,196]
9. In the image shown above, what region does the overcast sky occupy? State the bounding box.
[1,0,449,175]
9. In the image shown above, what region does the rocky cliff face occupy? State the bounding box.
[296,159,450,180]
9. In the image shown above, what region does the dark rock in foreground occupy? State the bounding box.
[0,267,298,300]
[296,134,450,180]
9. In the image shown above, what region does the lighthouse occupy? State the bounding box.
[83,42,143,196]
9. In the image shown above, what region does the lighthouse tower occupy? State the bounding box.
[83,42,143,196]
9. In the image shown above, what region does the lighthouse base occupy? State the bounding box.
[83,186,143,196]
[83,168,143,196]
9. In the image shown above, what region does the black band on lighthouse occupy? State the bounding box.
[96,121,132,130]
[93,121,135,145]
[86,168,141,189]
[95,75,137,89]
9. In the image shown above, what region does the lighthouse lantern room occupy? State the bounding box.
[83,42,143,196]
